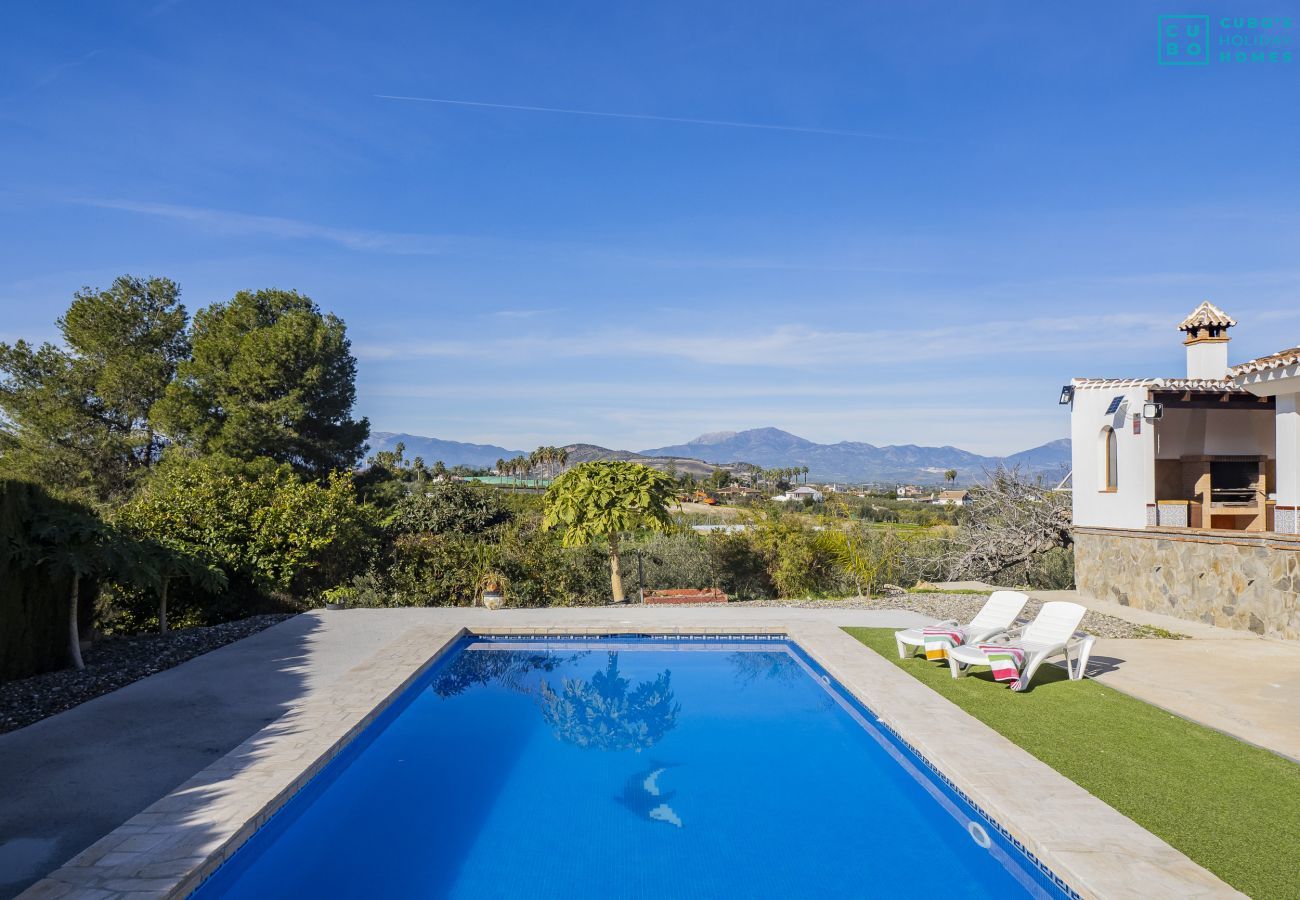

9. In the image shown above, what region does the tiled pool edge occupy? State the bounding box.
[20,622,1241,900]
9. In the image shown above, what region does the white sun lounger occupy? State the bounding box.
[946,600,1093,687]
[894,590,1030,659]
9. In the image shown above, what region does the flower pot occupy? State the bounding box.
[324,602,343,610]
[481,591,505,610]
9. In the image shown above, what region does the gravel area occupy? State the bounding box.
[650,592,1186,640]
[0,614,294,735]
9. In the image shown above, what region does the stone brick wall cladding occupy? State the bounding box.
[1074,526,1300,639]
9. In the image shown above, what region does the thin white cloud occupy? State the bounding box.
[375,95,910,141]
[73,199,463,255]
[490,308,559,320]
[354,313,1172,367]
[362,375,1026,403]
[4,49,104,101]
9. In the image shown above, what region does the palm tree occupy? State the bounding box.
[802,465,810,484]
[944,469,958,485]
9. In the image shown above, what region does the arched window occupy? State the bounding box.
[1100,426,1118,491]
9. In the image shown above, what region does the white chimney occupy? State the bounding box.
[1177,301,1235,380]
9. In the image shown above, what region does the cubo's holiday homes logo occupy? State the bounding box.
[1157,14,1293,65]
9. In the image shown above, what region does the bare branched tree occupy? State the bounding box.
[942,467,1071,582]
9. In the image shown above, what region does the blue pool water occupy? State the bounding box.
[193,636,1071,899]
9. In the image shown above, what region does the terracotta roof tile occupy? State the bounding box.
[1071,377,1244,392]
[1228,346,1300,377]
[1178,301,1236,331]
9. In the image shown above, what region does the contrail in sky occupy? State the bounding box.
[375,94,901,139]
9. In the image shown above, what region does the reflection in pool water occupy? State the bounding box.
[539,651,680,752]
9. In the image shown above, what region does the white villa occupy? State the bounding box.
[772,485,824,503]
[1067,302,1299,638]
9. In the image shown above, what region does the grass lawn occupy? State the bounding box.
[844,627,1300,900]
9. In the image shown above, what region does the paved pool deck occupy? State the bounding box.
[0,608,924,898]
[8,609,1243,900]
[1030,589,1300,761]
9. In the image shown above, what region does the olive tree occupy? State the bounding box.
[542,461,676,603]
[942,467,1072,582]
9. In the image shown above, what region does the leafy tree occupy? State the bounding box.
[385,479,510,535]
[115,453,372,609]
[152,289,368,478]
[542,461,676,603]
[944,469,958,484]
[0,276,189,503]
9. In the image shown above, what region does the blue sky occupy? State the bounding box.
[2,1,1297,455]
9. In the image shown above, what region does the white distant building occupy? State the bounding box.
[934,489,968,506]
[1067,301,1298,638]
[772,486,824,503]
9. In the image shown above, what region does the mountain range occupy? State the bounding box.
[368,428,1071,485]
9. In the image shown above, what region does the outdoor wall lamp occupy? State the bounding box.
[1058,385,1075,405]
[1143,401,1164,420]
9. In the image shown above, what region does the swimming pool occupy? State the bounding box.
[192,635,1073,898]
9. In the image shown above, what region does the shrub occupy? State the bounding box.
[748,518,851,598]
[385,480,510,535]
[705,531,775,600]
[112,453,373,625]
[624,532,716,597]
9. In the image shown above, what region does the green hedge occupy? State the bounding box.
[0,480,79,681]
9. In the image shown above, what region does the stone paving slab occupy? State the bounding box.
[19,625,468,900]
[18,617,1240,900]
[1029,589,1300,759]
[1088,636,1300,761]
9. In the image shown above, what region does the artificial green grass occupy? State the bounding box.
[844,627,1300,900]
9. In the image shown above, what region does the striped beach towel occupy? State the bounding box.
[922,627,966,661]
[978,644,1027,691]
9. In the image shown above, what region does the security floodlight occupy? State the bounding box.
[1143,402,1164,421]
[1058,385,1075,405]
